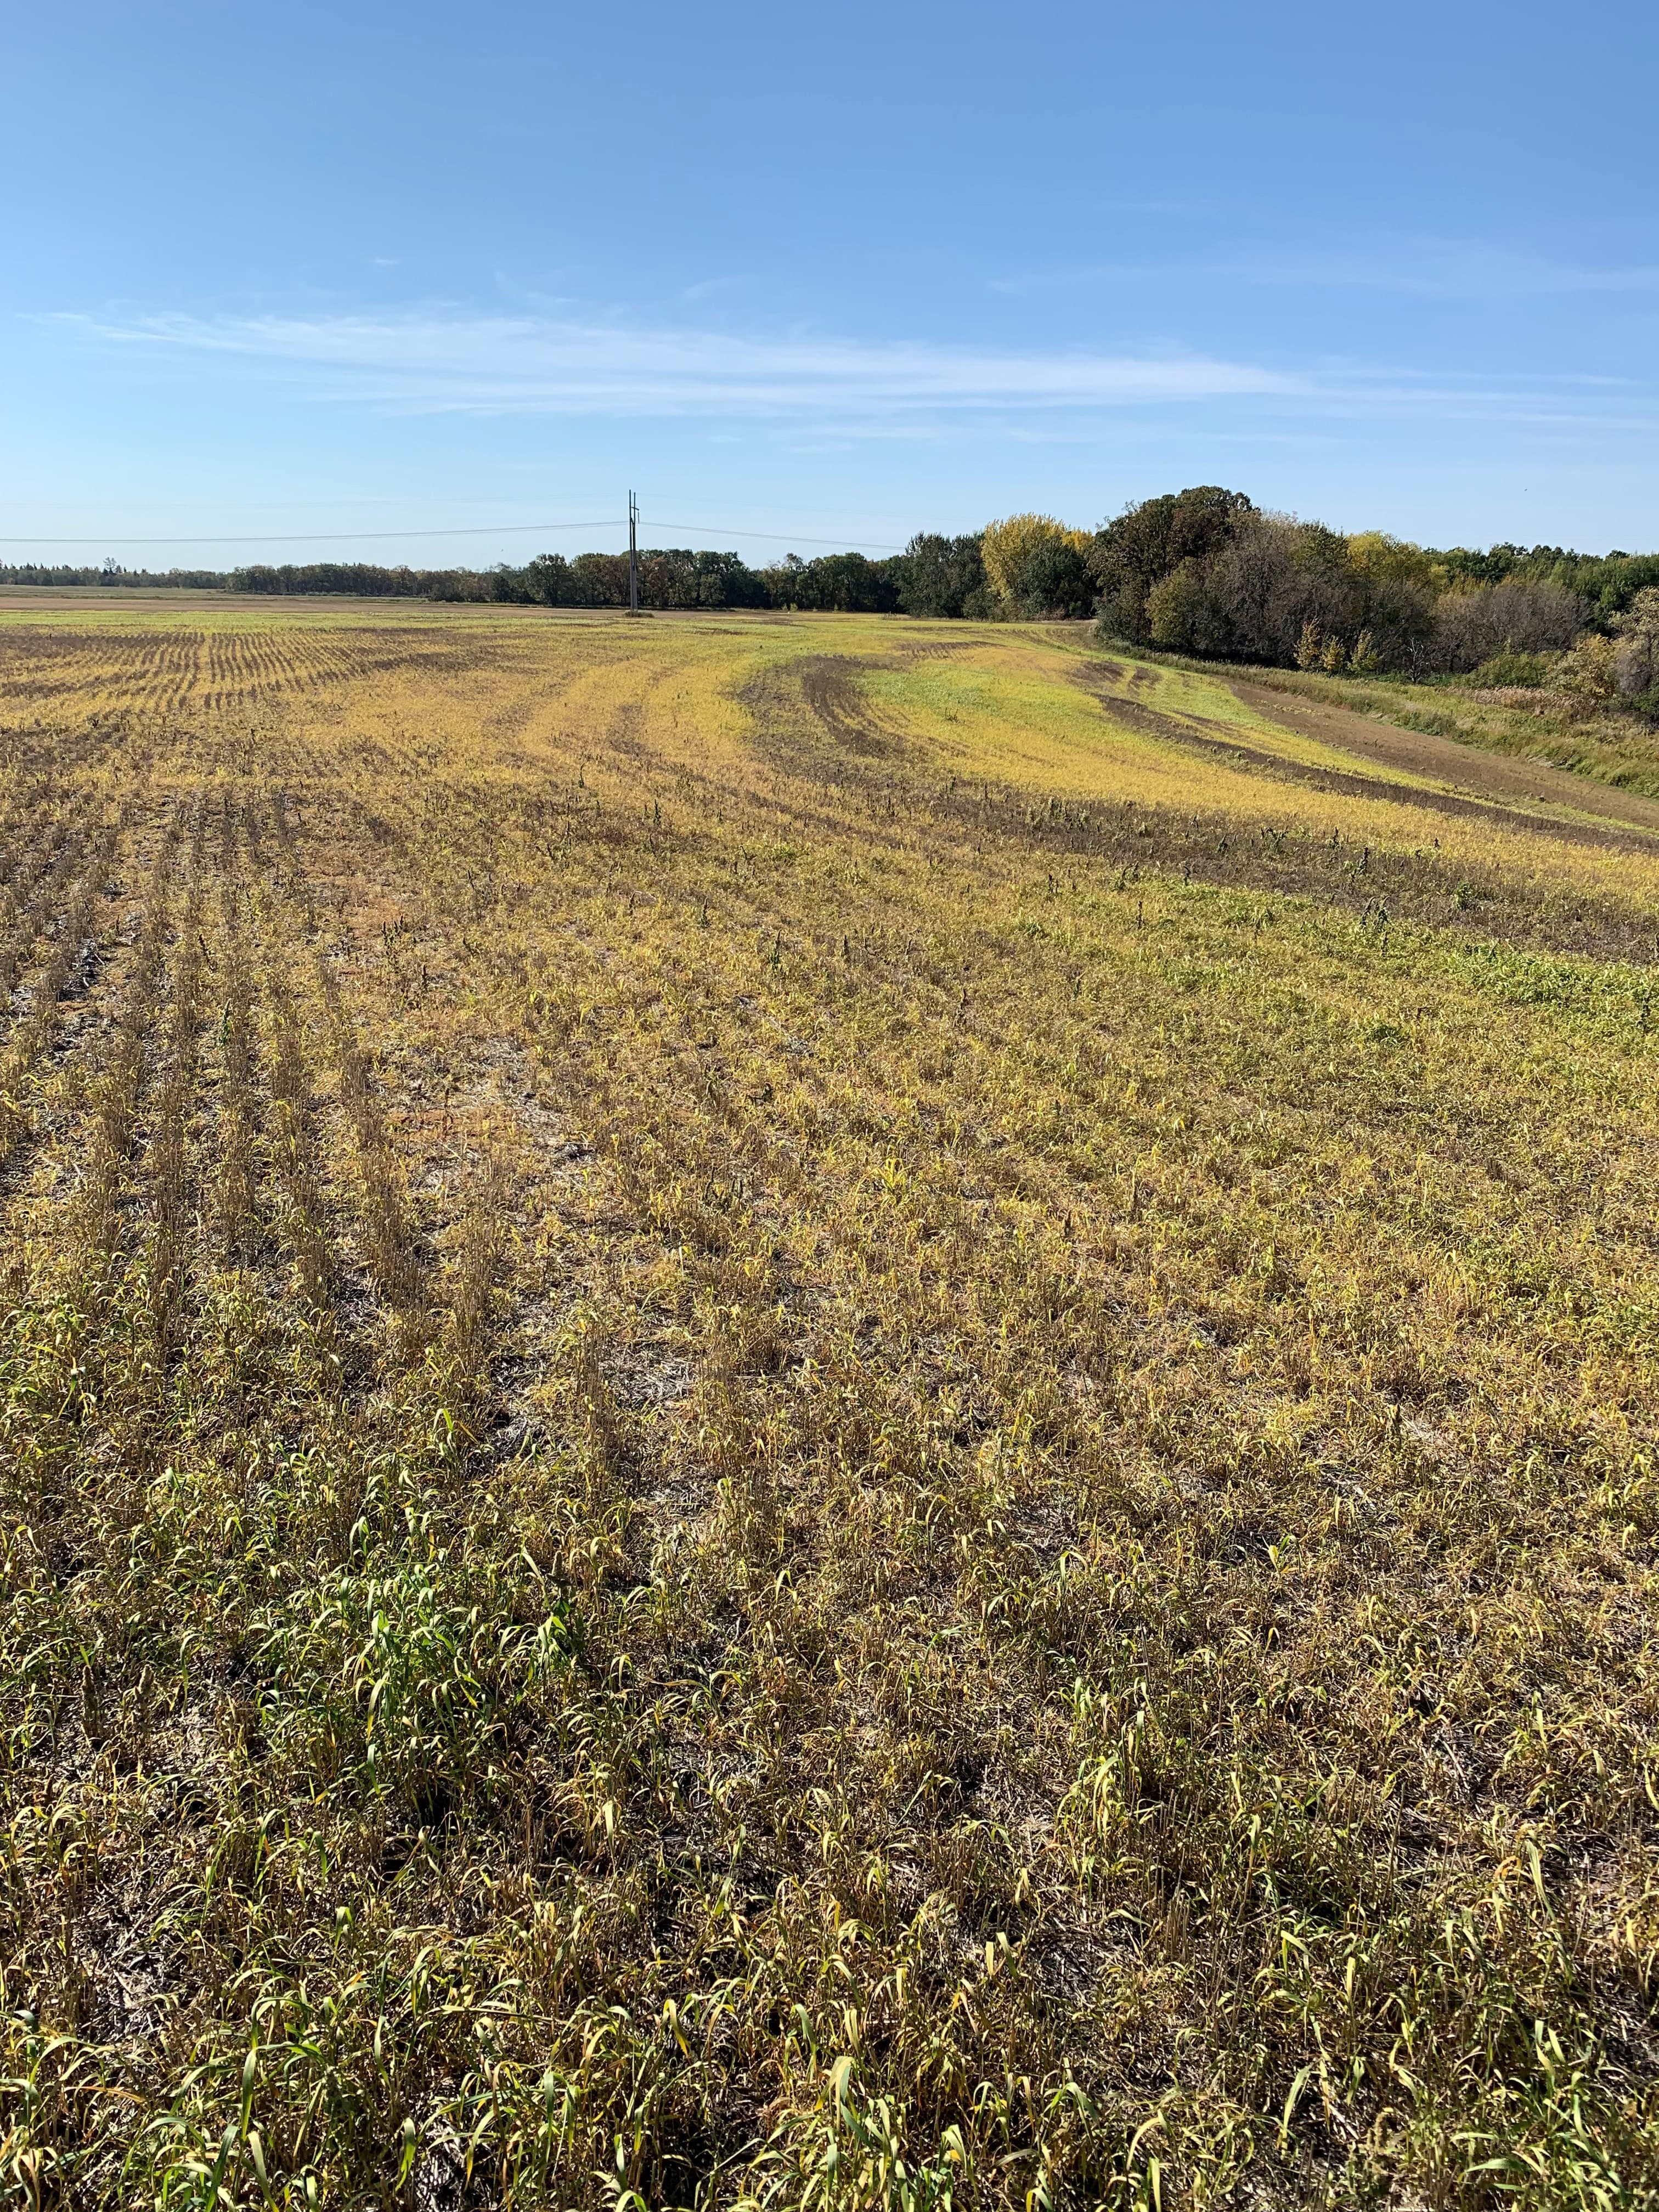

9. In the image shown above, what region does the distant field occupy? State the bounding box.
[3,606,1658,2208]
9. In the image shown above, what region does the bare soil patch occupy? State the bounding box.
[1222,669,1659,837]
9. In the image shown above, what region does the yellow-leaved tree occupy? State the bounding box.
[981,514,1094,617]
[1344,532,1450,594]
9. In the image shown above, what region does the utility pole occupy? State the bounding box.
[628,489,639,615]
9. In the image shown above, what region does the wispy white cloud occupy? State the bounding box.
[989,242,1659,302]
[678,276,751,304]
[54,308,1295,417]
[44,305,1659,439]
[1224,249,1659,300]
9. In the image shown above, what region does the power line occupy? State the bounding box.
[0,518,907,553]
[647,522,905,551]
[0,520,624,548]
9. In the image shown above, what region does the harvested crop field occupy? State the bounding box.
[3,604,1659,2208]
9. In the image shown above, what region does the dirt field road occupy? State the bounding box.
[1224,669,1659,839]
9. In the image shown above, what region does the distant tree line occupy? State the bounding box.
[7,499,1658,708]
[232,561,434,599]
[0,560,228,589]
[233,546,917,612]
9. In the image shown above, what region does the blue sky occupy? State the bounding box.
[4,0,1657,565]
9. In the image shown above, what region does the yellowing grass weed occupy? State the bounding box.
[0,605,1656,2208]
